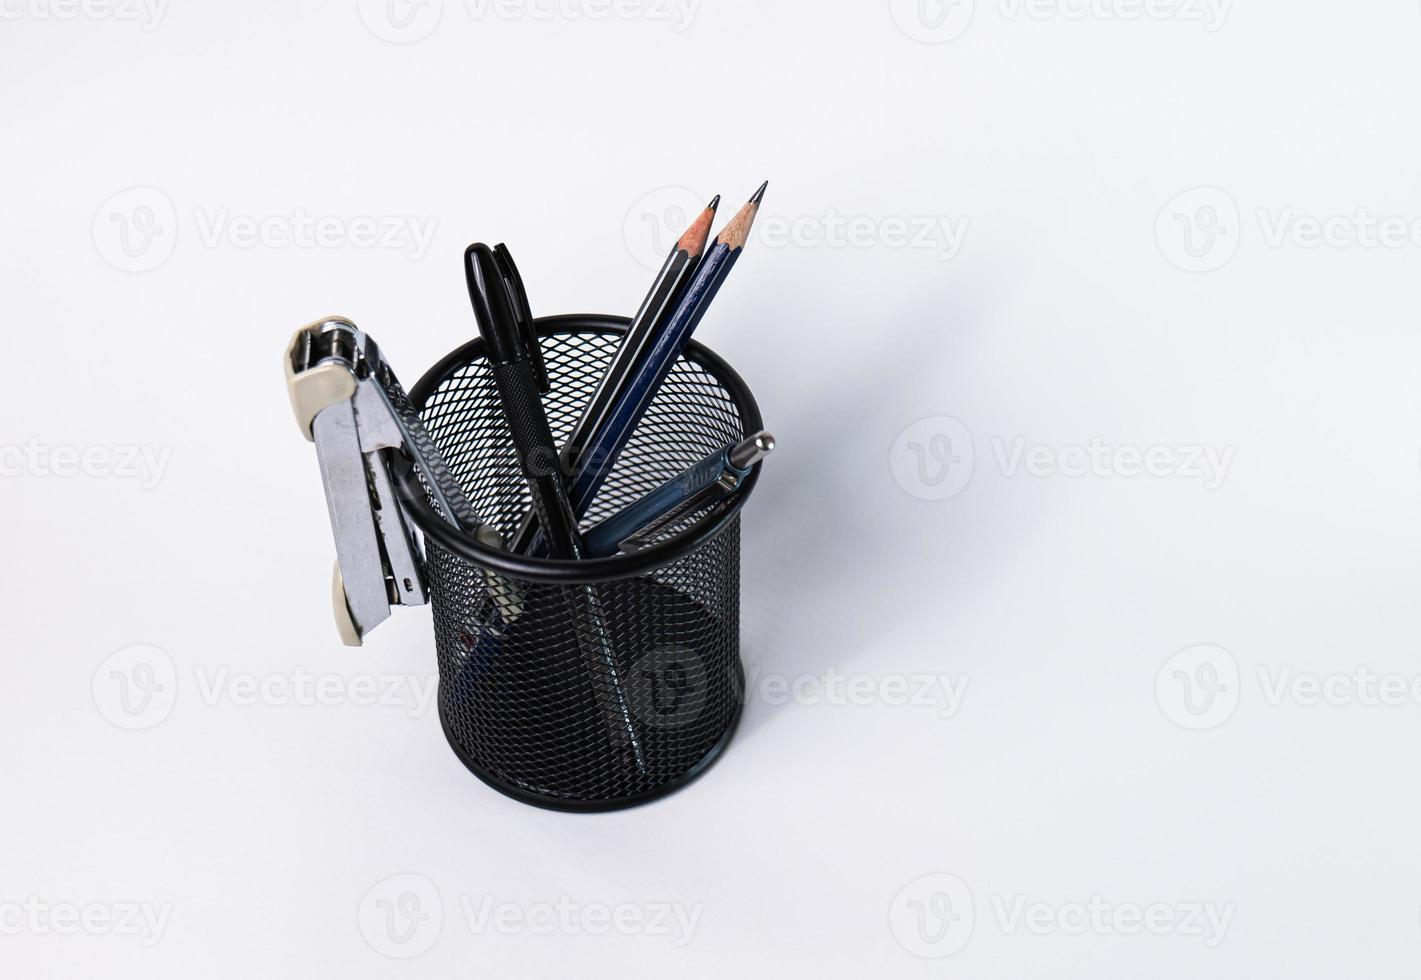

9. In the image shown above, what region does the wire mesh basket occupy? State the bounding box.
[394,314,762,811]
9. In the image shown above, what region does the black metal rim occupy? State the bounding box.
[397,313,764,585]
[437,673,745,813]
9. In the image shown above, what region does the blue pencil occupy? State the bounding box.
[569,180,767,518]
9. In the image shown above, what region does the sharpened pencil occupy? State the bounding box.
[510,194,720,554]
[567,181,767,520]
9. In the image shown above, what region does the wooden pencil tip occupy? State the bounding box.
[678,198,720,256]
[713,186,767,250]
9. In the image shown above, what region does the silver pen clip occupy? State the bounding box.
[617,475,740,554]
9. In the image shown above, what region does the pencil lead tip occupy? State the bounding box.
[708,194,721,212]
[749,180,768,205]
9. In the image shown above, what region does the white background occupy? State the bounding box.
[3,0,1419,975]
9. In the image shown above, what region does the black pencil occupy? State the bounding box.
[567,181,766,519]
[509,193,720,554]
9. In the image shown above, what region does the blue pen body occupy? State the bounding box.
[569,241,743,516]
[583,446,745,557]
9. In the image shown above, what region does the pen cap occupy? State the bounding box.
[728,430,774,470]
[463,243,523,364]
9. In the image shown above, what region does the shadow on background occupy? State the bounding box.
[730,302,1007,741]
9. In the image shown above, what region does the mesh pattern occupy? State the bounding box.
[417,327,748,807]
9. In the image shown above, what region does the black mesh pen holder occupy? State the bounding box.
[395,314,762,812]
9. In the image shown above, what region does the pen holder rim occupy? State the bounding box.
[395,313,763,584]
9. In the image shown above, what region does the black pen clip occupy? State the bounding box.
[492,243,549,393]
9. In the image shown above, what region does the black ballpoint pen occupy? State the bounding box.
[464,243,584,557]
[463,242,647,771]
